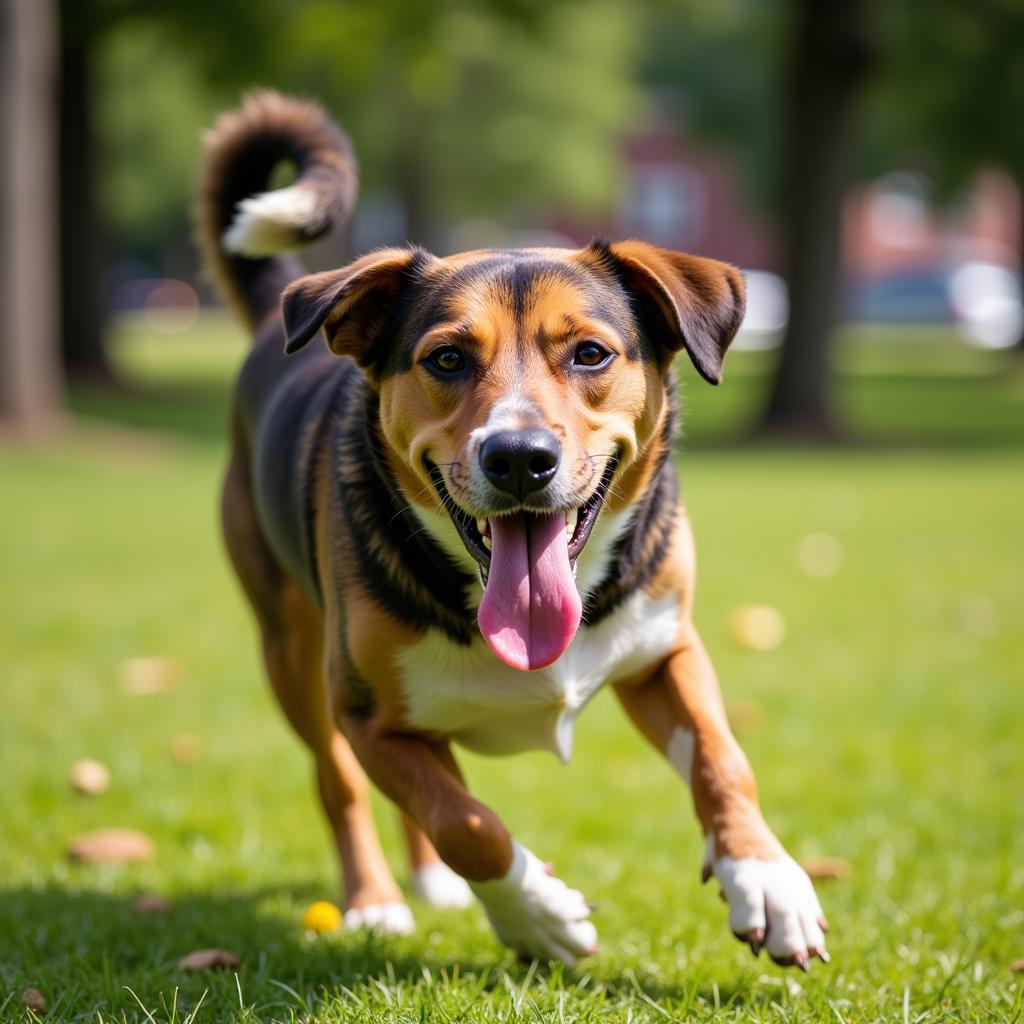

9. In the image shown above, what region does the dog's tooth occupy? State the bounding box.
[476,518,487,537]
[482,534,491,550]
[566,508,579,537]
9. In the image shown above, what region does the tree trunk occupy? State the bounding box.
[0,0,65,433]
[59,38,115,382]
[759,0,872,437]
[1014,177,1024,356]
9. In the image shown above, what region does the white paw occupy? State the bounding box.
[705,841,828,968]
[470,842,597,967]
[343,901,415,934]
[413,861,475,909]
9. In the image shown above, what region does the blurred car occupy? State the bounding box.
[847,261,1023,348]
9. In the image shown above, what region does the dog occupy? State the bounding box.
[197,92,829,969]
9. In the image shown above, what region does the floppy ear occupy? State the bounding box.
[597,240,745,384]
[281,247,433,371]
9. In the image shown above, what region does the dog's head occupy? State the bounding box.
[283,241,744,671]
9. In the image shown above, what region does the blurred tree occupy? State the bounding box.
[59,0,116,382]
[761,0,871,435]
[60,0,641,382]
[866,0,1024,352]
[280,0,638,247]
[645,0,872,436]
[642,1,784,221]
[57,0,286,383]
[1,0,64,431]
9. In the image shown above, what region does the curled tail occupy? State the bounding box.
[196,90,358,330]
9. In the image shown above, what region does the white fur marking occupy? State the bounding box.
[222,184,319,257]
[710,855,826,957]
[398,587,679,759]
[343,901,415,934]
[467,396,541,453]
[470,841,597,966]
[412,862,474,909]
[666,727,695,785]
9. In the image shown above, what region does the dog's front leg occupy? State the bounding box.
[343,716,598,966]
[614,624,829,969]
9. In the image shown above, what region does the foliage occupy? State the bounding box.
[87,0,643,262]
[641,0,786,217]
[864,0,1024,191]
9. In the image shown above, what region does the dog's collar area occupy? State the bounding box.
[424,456,619,575]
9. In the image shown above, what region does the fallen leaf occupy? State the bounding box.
[70,758,111,795]
[121,656,181,695]
[67,827,156,864]
[302,900,343,933]
[22,988,47,1013]
[177,948,241,971]
[1011,958,1024,973]
[801,855,851,880]
[133,893,173,914]
[170,731,203,764]
[728,605,785,651]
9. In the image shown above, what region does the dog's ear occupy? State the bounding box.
[595,240,745,384]
[281,247,434,372]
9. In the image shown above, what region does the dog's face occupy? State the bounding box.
[283,241,744,671]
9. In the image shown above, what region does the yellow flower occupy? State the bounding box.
[302,900,343,933]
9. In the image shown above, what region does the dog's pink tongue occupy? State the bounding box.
[478,512,582,671]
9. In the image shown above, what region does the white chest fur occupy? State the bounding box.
[396,589,679,761]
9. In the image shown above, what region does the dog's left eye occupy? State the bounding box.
[573,341,612,368]
[427,347,466,374]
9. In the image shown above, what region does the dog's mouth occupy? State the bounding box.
[425,456,617,672]
[426,457,617,576]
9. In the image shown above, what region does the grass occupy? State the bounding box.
[1,316,1022,1022]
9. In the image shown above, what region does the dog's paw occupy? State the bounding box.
[412,861,475,909]
[704,842,829,969]
[343,901,415,934]
[470,842,597,967]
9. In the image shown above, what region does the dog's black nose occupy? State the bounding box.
[479,428,561,498]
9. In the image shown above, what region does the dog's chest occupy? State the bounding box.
[396,590,679,761]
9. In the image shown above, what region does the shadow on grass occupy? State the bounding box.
[1,882,771,1019]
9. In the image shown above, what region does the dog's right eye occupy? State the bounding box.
[427,347,466,374]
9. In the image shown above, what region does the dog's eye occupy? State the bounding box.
[573,341,612,368]
[428,347,466,374]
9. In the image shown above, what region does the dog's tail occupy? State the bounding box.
[196,91,357,330]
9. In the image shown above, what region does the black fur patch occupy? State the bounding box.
[377,253,643,379]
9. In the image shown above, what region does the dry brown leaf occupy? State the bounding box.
[1011,958,1024,973]
[21,988,47,1013]
[121,656,181,695]
[69,758,111,795]
[67,827,156,864]
[170,731,203,764]
[133,893,173,914]
[801,855,852,880]
[177,947,241,971]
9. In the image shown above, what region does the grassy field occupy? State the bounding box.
[1,318,1022,1022]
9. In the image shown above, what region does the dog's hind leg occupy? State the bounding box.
[222,452,412,932]
[399,813,474,909]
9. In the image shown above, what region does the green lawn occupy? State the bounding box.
[1,319,1022,1022]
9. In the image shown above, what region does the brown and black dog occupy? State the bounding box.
[198,92,829,968]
